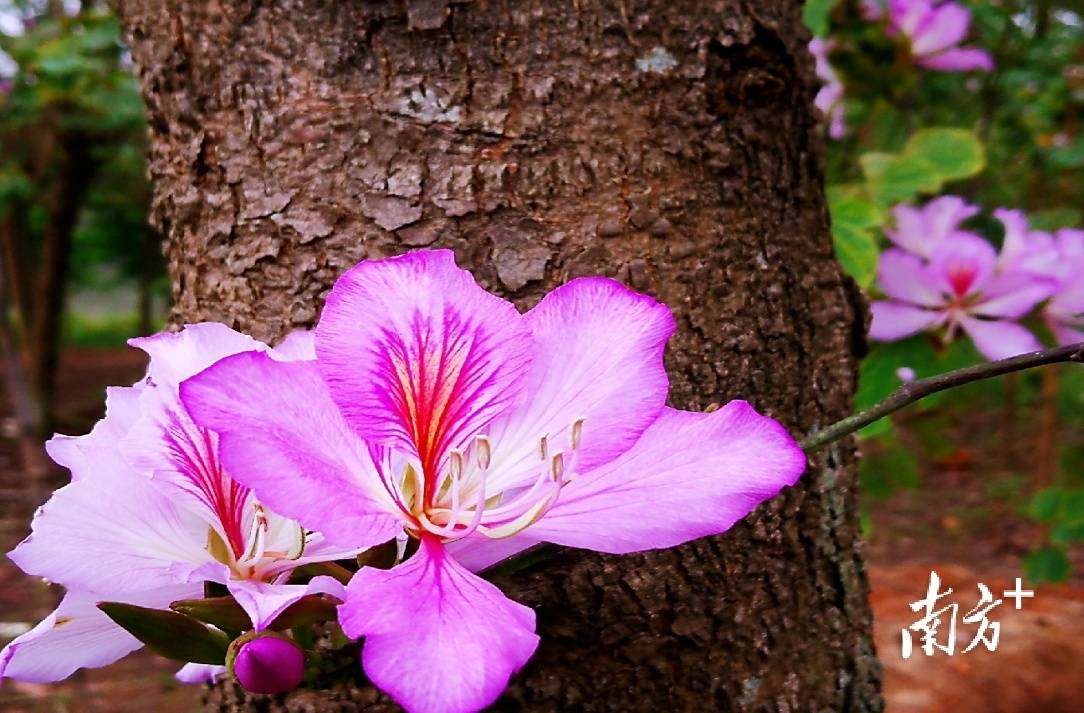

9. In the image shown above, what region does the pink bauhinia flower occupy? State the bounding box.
[993,208,1059,275]
[869,234,1056,360]
[990,210,1084,345]
[181,250,806,713]
[810,39,846,139]
[0,324,356,684]
[1039,228,1084,345]
[872,0,994,72]
[887,195,981,259]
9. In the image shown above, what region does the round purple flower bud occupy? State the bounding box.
[231,634,304,695]
[896,367,916,383]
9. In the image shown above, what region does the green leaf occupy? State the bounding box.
[1046,135,1084,169]
[904,128,986,183]
[859,438,921,500]
[1023,547,1070,584]
[802,0,839,36]
[1060,489,1084,524]
[1026,487,1062,522]
[861,152,943,205]
[857,416,894,440]
[856,338,939,412]
[1052,521,1084,546]
[832,222,879,288]
[1029,208,1083,231]
[98,602,230,664]
[829,192,884,229]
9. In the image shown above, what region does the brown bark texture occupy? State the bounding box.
[115,0,878,710]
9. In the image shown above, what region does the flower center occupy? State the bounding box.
[398,417,585,543]
[945,262,978,299]
[207,502,306,580]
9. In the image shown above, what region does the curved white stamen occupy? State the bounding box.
[571,417,585,450]
[475,435,492,471]
[550,451,565,482]
[242,504,269,564]
[409,418,587,542]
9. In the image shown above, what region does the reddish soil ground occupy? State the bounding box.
[0,348,1080,712]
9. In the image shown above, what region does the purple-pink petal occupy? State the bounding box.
[521,402,805,554]
[8,463,211,595]
[972,271,1056,319]
[176,663,227,684]
[869,301,946,341]
[483,277,673,493]
[910,2,970,55]
[959,317,1043,361]
[271,329,316,361]
[446,532,542,572]
[876,249,944,307]
[180,352,403,550]
[1,586,196,683]
[994,208,1057,276]
[916,47,994,72]
[226,576,346,632]
[929,232,998,298]
[129,322,270,388]
[887,197,980,259]
[340,539,538,713]
[315,250,534,475]
[45,385,143,482]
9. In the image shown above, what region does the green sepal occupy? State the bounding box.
[268,594,339,631]
[97,601,230,664]
[170,596,250,634]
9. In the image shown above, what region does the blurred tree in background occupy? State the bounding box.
[0,0,162,443]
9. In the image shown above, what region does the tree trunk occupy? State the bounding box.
[30,134,96,434]
[116,1,879,710]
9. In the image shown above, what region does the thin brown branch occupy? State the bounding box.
[801,342,1084,452]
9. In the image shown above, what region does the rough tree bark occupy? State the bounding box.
[116,1,878,710]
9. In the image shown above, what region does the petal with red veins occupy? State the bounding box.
[315,250,534,479]
[484,277,674,492]
[180,352,403,549]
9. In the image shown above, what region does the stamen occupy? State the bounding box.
[571,417,585,450]
[551,451,565,482]
[285,522,306,560]
[448,449,464,480]
[475,435,492,471]
[243,504,270,564]
[538,434,548,460]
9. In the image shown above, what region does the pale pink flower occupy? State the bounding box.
[810,38,846,139]
[876,0,994,72]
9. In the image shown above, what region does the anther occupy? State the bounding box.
[551,451,565,482]
[475,435,492,471]
[538,435,549,460]
[449,449,464,480]
[571,418,585,450]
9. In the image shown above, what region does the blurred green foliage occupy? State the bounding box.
[0,1,164,347]
[812,1,1084,582]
